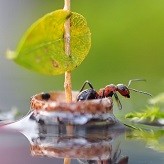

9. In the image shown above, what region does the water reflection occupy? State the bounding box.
[30,135,128,163]
[4,111,128,163]
[126,128,164,153]
[1,111,164,163]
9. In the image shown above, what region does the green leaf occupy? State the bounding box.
[7,9,91,75]
[125,106,164,125]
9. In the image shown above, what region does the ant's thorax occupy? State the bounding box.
[98,84,117,98]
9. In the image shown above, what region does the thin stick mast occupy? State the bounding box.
[63,1,72,164]
[64,0,72,103]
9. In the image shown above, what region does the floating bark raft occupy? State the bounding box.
[30,91,117,125]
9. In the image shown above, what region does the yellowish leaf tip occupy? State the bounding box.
[6,49,17,60]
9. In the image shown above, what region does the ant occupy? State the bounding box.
[76,79,152,110]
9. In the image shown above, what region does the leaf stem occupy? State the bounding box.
[64,158,71,164]
[64,71,72,102]
[64,0,72,103]
[64,0,70,10]
[63,1,72,164]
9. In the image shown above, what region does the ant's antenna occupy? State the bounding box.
[113,93,122,110]
[127,79,152,97]
[129,88,152,97]
[127,79,146,87]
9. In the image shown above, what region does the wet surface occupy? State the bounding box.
[0,112,164,164]
[0,129,64,164]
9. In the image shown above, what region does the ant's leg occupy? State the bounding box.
[127,79,146,87]
[113,93,122,110]
[113,143,121,162]
[79,80,94,92]
[102,89,105,98]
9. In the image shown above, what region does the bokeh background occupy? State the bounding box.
[0,0,164,115]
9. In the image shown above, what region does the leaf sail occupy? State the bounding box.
[7,9,91,75]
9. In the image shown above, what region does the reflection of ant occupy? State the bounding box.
[77,79,152,109]
[77,143,129,164]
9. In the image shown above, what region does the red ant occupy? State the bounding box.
[76,79,152,109]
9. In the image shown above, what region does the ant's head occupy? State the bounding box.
[116,84,130,98]
[116,79,152,98]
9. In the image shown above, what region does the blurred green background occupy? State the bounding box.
[0,0,163,114]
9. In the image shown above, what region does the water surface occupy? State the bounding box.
[0,112,164,164]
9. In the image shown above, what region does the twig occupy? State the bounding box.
[64,0,72,103]
[63,1,72,164]
[64,0,70,10]
[64,71,72,102]
[64,158,71,164]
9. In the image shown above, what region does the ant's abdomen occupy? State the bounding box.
[77,89,98,101]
